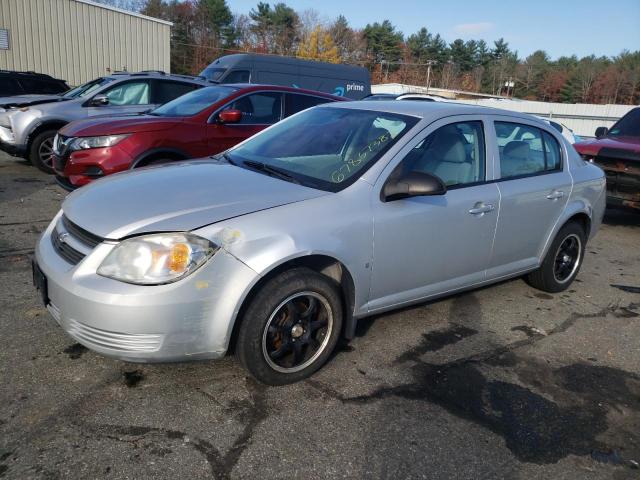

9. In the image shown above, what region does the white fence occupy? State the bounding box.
[371,83,637,138]
[451,99,636,138]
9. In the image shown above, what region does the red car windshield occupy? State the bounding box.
[149,86,238,117]
[608,108,640,137]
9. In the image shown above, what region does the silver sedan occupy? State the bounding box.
[34,101,606,385]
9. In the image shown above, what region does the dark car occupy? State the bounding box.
[53,84,345,189]
[574,107,640,210]
[0,70,69,96]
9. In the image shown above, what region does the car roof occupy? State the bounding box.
[0,69,67,83]
[211,83,346,100]
[323,100,551,126]
[106,71,210,84]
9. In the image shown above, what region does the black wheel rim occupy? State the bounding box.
[262,291,333,373]
[553,234,581,284]
[38,137,54,168]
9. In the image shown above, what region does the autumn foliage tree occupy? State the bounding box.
[297,27,340,63]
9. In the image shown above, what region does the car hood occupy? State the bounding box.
[60,115,182,137]
[575,136,640,156]
[0,94,64,109]
[62,161,329,239]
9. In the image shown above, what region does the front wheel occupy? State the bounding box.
[236,268,343,385]
[526,221,586,293]
[29,130,58,173]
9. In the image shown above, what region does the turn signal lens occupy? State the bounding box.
[169,243,191,273]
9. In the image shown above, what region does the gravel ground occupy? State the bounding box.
[1,152,639,480]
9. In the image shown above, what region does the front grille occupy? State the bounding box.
[62,215,102,248]
[51,226,85,265]
[51,216,104,265]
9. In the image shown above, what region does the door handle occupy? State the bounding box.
[468,203,495,215]
[546,190,565,200]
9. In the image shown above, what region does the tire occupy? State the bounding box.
[29,130,58,173]
[236,267,343,385]
[526,221,586,293]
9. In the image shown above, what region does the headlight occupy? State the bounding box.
[97,233,218,285]
[69,134,130,151]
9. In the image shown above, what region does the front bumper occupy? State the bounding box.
[35,217,260,362]
[54,145,134,188]
[0,126,26,156]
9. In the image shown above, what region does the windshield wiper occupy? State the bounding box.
[242,160,300,184]
[216,152,237,165]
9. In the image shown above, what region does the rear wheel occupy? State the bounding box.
[236,268,343,385]
[29,130,58,173]
[526,222,586,293]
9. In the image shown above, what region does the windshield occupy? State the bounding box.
[62,77,114,99]
[200,67,227,82]
[149,86,237,117]
[228,107,419,191]
[608,108,640,137]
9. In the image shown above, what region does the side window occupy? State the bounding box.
[154,81,199,104]
[496,122,560,179]
[284,94,333,117]
[103,81,150,106]
[224,92,282,124]
[542,131,562,170]
[400,121,485,187]
[224,70,250,83]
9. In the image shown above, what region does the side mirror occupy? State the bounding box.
[382,171,447,202]
[90,94,109,107]
[218,109,242,124]
[595,126,608,138]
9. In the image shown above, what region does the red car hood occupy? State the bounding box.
[59,115,182,137]
[575,136,640,156]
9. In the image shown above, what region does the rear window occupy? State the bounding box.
[149,86,237,117]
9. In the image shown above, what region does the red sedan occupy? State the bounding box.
[52,84,345,189]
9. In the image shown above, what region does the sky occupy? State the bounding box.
[229,0,640,59]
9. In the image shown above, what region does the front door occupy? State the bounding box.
[369,118,499,312]
[206,91,283,154]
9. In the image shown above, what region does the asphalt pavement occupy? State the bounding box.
[1,152,639,479]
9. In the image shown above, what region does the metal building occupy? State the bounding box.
[0,0,171,86]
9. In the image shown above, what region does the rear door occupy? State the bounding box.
[487,117,571,278]
[206,91,283,153]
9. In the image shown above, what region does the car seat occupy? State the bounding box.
[501,141,532,177]
[413,129,472,185]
